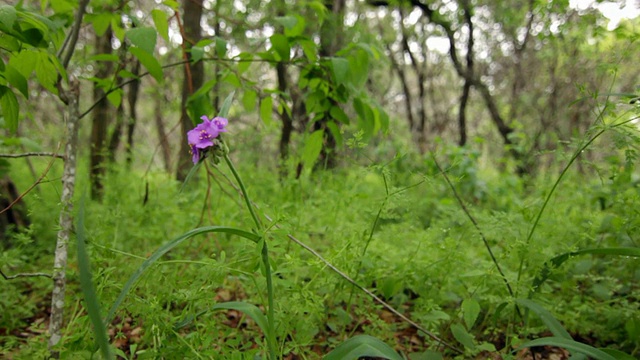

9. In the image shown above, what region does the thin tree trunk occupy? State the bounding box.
[458,0,474,147]
[47,0,88,355]
[125,60,141,166]
[316,0,346,169]
[276,0,293,173]
[176,0,204,181]
[90,26,113,199]
[458,81,470,146]
[154,94,172,172]
[48,78,80,358]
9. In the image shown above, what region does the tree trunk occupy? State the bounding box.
[90,26,113,199]
[176,0,205,181]
[154,93,172,173]
[125,60,141,166]
[0,175,30,247]
[316,0,346,169]
[48,78,80,358]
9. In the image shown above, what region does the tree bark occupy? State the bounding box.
[125,60,141,166]
[315,0,346,169]
[48,77,80,358]
[154,94,172,173]
[90,26,113,199]
[176,0,205,181]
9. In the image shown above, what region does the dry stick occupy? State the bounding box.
[285,231,463,354]
[211,168,463,354]
[0,152,65,159]
[0,150,60,216]
[1,269,51,280]
[429,152,522,319]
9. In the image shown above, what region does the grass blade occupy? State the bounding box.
[323,335,403,360]
[516,299,571,339]
[516,337,616,360]
[76,196,113,359]
[104,226,260,326]
[218,91,235,118]
[175,301,269,334]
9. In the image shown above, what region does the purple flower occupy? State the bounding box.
[187,115,228,164]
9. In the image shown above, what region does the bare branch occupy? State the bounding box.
[0,152,65,159]
[1,268,52,280]
[60,0,90,69]
[0,150,59,216]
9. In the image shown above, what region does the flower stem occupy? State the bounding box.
[223,153,276,359]
[223,154,262,230]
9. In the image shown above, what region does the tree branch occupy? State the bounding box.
[0,152,65,159]
[1,268,52,280]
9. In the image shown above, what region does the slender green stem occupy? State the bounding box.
[224,153,262,230]
[261,241,277,360]
[223,153,276,359]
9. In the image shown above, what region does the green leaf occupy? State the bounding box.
[301,130,324,170]
[599,348,636,360]
[275,15,305,37]
[190,78,217,100]
[191,46,204,62]
[151,9,169,42]
[532,247,640,293]
[237,52,253,74]
[260,96,272,126]
[104,226,261,326]
[275,16,298,30]
[330,105,349,124]
[35,51,58,94]
[0,33,20,52]
[88,13,114,37]
[4,64,28,98]
[218,91,235,118]
[126,27,157,54]
[0,85,19,132]
[323,335,403,360]
[75,196,114,360]
[9,50,37,78]
[106,89,123,108]
[0,5,17,30]
[349,49,369,89]
[516,337,616,360]
[242,89,257,111]
[326,121,343,147]
[215,37,227,58]
[269,34,290,61]
[451,323,475,350]
[331,57,349,85]
[175,302,270,338]
[516,299,571,339]
[180,161,202,192]
[462,299,480,330]
[298,39,317,62]
[129,47,162,82]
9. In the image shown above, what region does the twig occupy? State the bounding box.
[1,268,52,280]
[0,150,59,216]
[0,152,65,159]
[429,151,522,319]
[285,231,464,354]
[59,0,90,68]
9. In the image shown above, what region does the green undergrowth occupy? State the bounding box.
[2,140,639,358]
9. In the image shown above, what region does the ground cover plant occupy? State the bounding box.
[1,1,639,359]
